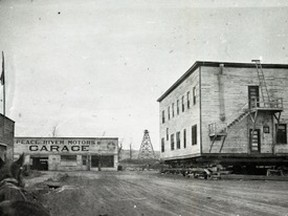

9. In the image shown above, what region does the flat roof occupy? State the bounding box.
[157,61,288,102]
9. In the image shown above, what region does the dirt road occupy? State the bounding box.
[26,171,288,216]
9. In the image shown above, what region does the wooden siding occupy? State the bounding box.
[201,66,288,155]
[0,115,15,161]
[14,137,119,171]
[159,68,201,160]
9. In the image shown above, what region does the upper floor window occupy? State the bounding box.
[162,110,165,124]
[276,124,287,144]
[187,92,190,109]
[181,96,185,112]
[193,87,196,105]
[172,103,175,118]
[192,124,197,145]
[177,100,179,115]
[161,138,165,152]
[176,131,181,149]
[168,106,171,120]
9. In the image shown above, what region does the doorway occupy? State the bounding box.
[30,157,49,170]
[91,155,100,168]
[0,145,7,162]
[248,86,259,108]
[250,129,261,153]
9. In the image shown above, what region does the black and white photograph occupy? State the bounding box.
[0,0,288,215]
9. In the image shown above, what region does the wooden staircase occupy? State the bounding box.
[226,110,250,130]
[208,60,284,154]
[209,109,251,153]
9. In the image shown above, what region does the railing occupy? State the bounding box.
[208,103,249,136]
[208,97,283,137]
[249,98,283,109]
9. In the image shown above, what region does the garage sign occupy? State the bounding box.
[15,138,117,154]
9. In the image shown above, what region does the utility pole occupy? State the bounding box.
[1,51,5,116]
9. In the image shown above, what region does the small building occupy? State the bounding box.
[14,137,119,171]
[157,61,288,169]
[0,114,15,161]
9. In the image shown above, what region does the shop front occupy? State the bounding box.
[14,137,119,171]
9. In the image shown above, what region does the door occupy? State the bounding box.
[31,157,49,170]
[248,86,259,108]
[91,155,100,168]
[250,129,261,153]
[0,145,7,162]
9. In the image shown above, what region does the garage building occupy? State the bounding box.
[0,114,15,161]
[14,137,119,171]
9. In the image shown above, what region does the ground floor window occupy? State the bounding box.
[30,157,49,171]
[276,124,287,144]
[102,156,114,167]
[61,155,77,166]
[176,132,181,149]
[183,129,187,148]
[82,155,88,165]
[192,124,197,145]
[170,134,175,150]
[161,138,165,152]
[91,155,114,168]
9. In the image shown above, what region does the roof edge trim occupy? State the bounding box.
[157,61,288,102]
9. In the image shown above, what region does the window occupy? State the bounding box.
[61,155,77,166]
[91,155,114,168]
[276,124,287,144]
[61,155,77,161]
[193,87,196,105]
[172,103,175,117]
[91,155,100,167]
[171,134,175,150]
[187,92,190,109]
[82,155,87,165]
[161,138,165,152]
[182,96,185,112]
[166,128,169,141]
[177,100,179,115]
[192,124,197,145]
[102,156,114,167]
[176,132,181,149]
[168,107,171,120]
[162,110,165,124]
[183,129,187,148]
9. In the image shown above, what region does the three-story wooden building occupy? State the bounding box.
[158,61,288,169]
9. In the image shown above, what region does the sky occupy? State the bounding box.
[0,0,288,151]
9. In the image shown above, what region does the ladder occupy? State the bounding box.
[252,60,270,107]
